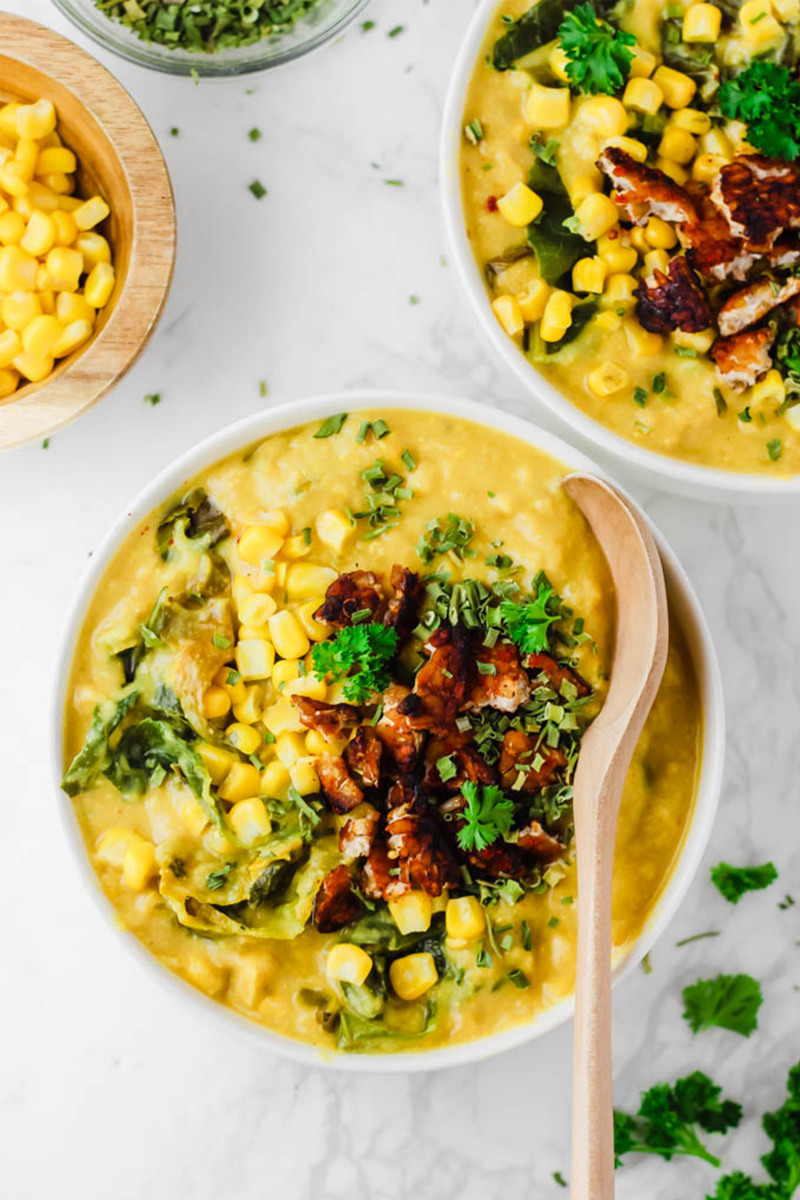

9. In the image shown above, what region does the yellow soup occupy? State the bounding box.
[460,0,800,476]
[63,411,701,1054]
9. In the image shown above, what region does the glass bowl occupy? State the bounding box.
[51,0,369,76]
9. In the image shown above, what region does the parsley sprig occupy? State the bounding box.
[558,3,636,95]
[707,1061,800,1199]
[614,1071,743,1168]
[711,862,778,904]
[500,577,563,655]
[311,624,397,705]
[456,781,514,852]
[682,973,763,1038]
[719,62,800,162]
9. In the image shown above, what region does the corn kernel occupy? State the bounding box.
[0,105,20,138]
[740,0,784,40]
[73,195,110,231]
[52,318,92,358]
[671,109,712,138]
[272,658,302,691]
[261,697,304,736]
[283,564,335,602]
[517,277,550,321]
[656,157,689,184]
[14,139,39,182]
[26,182,61,214]
[0,367,19,396]
[593,311,623,332]
[0,245,37,291]
[683,1,723,40]
[692,153,726,185]
[284,673,328,702]
[574,192,619,239]
[122,838,157,891]
[315,509,355,554]
[327,943,373,986]
[202,684,231,719]
[281,532,312,559]
[237,524,283,566]
[296,598,330,642]
[644,217,677,250]
[16,99,56,140]
[40,172,74,195]
[260,760,292,800]
[235,637,275,681]
[652,65,697,109]
[579,95,628,136]
[1,290,40,330]
[40,290,56,314]
[0,328,21,366]
[604,273,637,303]
[269,611,311,659]
[492,293,524,336]
[602,135,648,163]
[197,742,237,785]
[180,797,209,837]
[658,127,697,165]
[497,181,543,227]
[35,146,76,176]
[238,623,272,642]
[75,230,111,271]
[390,952,438,1001]
[623,318,663,356]
[446,896,486,940]
[629,44,657,77]
[289,758,320,796]
[12,350,53,382]
[275,730,307,769]
[750,369,786,411]
[389,892,432,935]
[306,730,347,758]
[672,328,715,354]
[702,128,734,160]
[84,261,115,307]
[644,248,671,276]
[0,167,29,198]
[549,45,572,81]
[623,77,664,115]
[540,289,574,341]
[230,956,275,1009]
[771,0,798,17]
[228,797,271,845]
[568,173,601,207]
[219,761,262,803]
[572,256,607,294]
[597,233,638,273]
[630,228,649,254]
[45,246,83,292]
[587,361,630,395]
[226,722,262,756]
[0,211,25,246]
[239,592,278,628]
[526,86,571,128]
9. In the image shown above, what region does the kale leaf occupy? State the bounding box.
[61,691,140,797]
[156,487,229,561]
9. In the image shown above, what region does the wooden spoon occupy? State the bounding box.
[561,474,669,1200]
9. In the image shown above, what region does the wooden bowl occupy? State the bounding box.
[0,13,175,450]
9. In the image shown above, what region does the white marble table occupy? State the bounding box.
[1,2,798,1196]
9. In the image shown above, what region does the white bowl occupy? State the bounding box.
[439,0,800,503]
[52,391,724,1071]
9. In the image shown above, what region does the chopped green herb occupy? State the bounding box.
[408,294,420,305]
[206,863,234,891]
[456,781,514,852]
[507,968,531,989]
[361,19,375,31]
[558,2,636,95]
[384,179,404,187]
[41,437,50,448]
[416,513,475,565]
[312,623,397,705]
[226,669,241,686]
[436,754,458,782]
[738,406,752,423]
[719,61,800,162]
[170,127,179,136]
[652,371,667,394]
[144,392,161,405]
[258,380,267,398]
[387,24,405,37]
[675,931,721,947]
[521,920,532,951]
[767,438,783,462]
[552,1172,567,1188]
[711,861,778,904]
[465,118,484,145]
[401,448,417,472]
[248,180,267,199]
[714,387,728,416]
[212,631,231,650]
[633,386,648,407]
[614,1071,742,1168]
[313,412,348,439]
[248,127,262,142]
[548,915,560,929]
[682,973,763,1037]
[675,345,698,358]
[499,578,562,655]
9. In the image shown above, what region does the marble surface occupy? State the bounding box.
[1,1,799,1197]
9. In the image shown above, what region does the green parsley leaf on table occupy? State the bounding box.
[719,62,800,161]
[558,3,636,95]
[311,624,397,705]
[614,1071,743,1168]
[682,973,763,1037]
[707,1060,800,1199]
[711,861,778,904]
[499,579,561,654]
[456,781,514,852]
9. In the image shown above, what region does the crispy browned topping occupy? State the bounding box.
[597,147,698,226]
[422,730,498,793]
[383,564,423,646]
[466,639,531,714]
[345,725,383,788]
[384,779,461,897]
[517,821,565,863]
[404,624,471,734]
[313,865,361,933]
[711,156,800,250]
[717,275,800,338]
[710,326,775,391]
[375,683,426,770]
[316,753,364,813]
[361,840,405,901]
[339,806,381,859]
[499,729,567,792]
[526,652,591,698]
[314,570,382,628]
[292,695,360,738]
[682,191,761,283]
[635,256,713,333]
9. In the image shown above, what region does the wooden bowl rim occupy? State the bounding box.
[0,12,176,450]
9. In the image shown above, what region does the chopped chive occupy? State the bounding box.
[258,380,267,398]
[409,294,420,305]
[170,127,179,137]
[41,437,50,449]
[633,386,648,407]
[401,448,417,472]
[713,387,727,416]
[356,420,371,443]
[387,23,405,36]
[767,437,783,461]
[248,127,262,142]
[372,418,391,439]
[144,392,161,406]
[212,632,231,650]
[384,178,404,187]
[302,526,312,546]
[465,117,484,145]
[313,412,348,438]
[248,180,267,199]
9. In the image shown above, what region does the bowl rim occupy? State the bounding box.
[438,0,800,501]
[0,12,175,450]
[51,389,725,1072]
[50,0,370,77]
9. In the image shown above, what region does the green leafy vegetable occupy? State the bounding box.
[500,579,562,654]
[456,781,515,852]
[614,1071,742,1168]
[711,861,778,904]
[156,487,229,561]
[61,692,139,796]
[206,862,234,891]
[104,717,210,799]
[682,973,763,1037]
[775,327,800,397]
[767,438,784,463]
[526,156,589,286]
[660,13,720,102]
[312,624,398,705]
[719,62,800,161]
[558,3,635,94]
[707,1060,800,1199]
[543,300,598,354]
[313,412,348,438]
[116,586,169,683]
